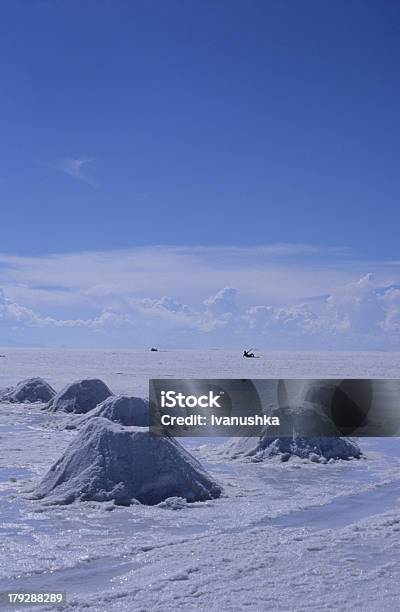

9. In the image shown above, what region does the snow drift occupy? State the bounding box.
[46,378,112,414]
[32,417,222,505]
[79,394,149,427]
[0,377,56,403]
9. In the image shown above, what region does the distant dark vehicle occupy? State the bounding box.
[243,349,255,358]
[150,347,158,352]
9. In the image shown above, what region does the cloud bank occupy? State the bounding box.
[1,245,400,348]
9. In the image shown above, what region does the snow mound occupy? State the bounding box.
[32,417,222,505]
[46,378,112,414]
[80,395,149,426]
[1,377,56,403]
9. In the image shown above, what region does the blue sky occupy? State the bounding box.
[1,1,400,348]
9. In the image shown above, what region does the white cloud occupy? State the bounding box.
[0,288,41,326]
[0,244,365,313]
[245,303,321,335]
[1,246,400,347]
[326,274,386,334]
[204,287,238,317]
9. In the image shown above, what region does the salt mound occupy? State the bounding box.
[224,434,361,463]
[32,417,222,505]
[1,377,56,403]
[80,395,149,426]
[46,378,112,414]
[0,386,12,400]
[223,380,362,462]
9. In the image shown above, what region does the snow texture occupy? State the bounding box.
[79,394,149,426]
[0,377,55,403]
[32,417,222,505]
[46,378,112,414]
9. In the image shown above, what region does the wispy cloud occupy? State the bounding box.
[47,157,97,187]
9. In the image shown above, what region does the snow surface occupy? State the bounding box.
[1,348,400,610]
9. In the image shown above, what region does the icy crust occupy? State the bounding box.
[46,378,112,414]
[0,377,56,403]
[32,417,222,505]
[79,394,149,427]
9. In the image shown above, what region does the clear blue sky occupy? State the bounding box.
[1,0,399,259]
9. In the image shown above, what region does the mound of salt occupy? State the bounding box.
[32,417,222,505]
[80,395,149,426]
[0,386,12,401]
[46,378,112,414]
[1,377,56,403]
[223,380,364,463]
[224,434,361,463]
[224,382,362,463]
